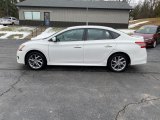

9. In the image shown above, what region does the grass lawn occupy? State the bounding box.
[52,27,65,32]
[0,33,6,37]
[0,26,35,32]
[7,34,24,39]
[130,17,160,30]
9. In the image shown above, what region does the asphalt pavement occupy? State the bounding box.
[0,39,160,120]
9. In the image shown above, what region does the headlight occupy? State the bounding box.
[18,45,25,51]
[145,37,153,41]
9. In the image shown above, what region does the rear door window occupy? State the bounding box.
[87,29,112,40]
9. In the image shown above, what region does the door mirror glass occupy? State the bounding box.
[51,37,57,42]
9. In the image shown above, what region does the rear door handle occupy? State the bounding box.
[105,45,112,48]
[74,47,82,48]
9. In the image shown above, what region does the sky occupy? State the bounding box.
[131,0,144,4]
[129,0,145,6]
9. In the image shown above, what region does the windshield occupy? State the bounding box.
[42,32,57,40]
[136,26,157,34]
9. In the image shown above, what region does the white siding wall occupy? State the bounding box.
[19,7,129,24]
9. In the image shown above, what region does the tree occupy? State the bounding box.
[154,1,160,17]
[0,0,25,17]
[131,0,160,19]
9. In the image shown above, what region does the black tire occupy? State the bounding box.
[107,54,129,72]
[152,40,157,48]
[26,52,47,70]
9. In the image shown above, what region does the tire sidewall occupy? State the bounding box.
[26,52,46,70]
[108,54,129,72]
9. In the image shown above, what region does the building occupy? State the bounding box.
[16,0,132,28]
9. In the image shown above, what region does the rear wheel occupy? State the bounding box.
[108,54,129,72]
[26,52,46,70]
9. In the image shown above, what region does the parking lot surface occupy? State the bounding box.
[0,39,160,120]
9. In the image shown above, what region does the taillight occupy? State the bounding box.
[135,42,146,48]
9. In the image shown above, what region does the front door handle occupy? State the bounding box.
[74,47,82,48]
[105,45,112,48]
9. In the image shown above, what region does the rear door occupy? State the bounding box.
[84,28,117,65]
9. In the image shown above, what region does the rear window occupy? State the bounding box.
[136,26,157,34]
[110,31,120,39]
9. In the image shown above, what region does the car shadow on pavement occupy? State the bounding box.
[19,65,141,73]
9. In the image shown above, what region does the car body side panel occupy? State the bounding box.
[84,40,117,66]
[17,26,147,67]
[17,41,49,64]
[112,36,147,65]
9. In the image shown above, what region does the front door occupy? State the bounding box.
[84,28,116,65]
[49,29,85,65]
[44,12,50,26]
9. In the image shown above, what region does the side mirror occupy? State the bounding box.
[50,37,57,42]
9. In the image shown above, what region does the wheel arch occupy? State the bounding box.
[25,50,47,65]
[107,52,131,66]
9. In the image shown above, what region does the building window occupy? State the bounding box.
[32,12,40,20]
[24,12,32,20]
[24,12,40,20]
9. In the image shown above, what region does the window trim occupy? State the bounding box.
[56,28,86,42]
[24,11,41,20]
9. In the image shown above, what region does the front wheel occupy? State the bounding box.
[108,54,129,72]
[152,40,157,48]
[26,52,46,70]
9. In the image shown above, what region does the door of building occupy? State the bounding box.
[44,12,50,26]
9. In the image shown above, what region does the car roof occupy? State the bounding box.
[66,25,116,31]
[59,25,125,36]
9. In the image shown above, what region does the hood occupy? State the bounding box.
[133,33,154,39]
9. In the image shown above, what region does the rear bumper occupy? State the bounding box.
[130,49,147,65]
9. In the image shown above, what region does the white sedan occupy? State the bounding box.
[17,26,147,72]
[0,17,19,25]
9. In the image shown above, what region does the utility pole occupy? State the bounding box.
[86,0,93,25]
[86,6,88,25]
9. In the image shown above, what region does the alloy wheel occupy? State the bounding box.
[28,53,44,69]
[111,56,127,72]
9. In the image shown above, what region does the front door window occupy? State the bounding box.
[56,29,85,42]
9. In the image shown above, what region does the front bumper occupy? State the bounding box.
[17,51,25,64]
[145,40,155,47]
[0,21,12,25]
